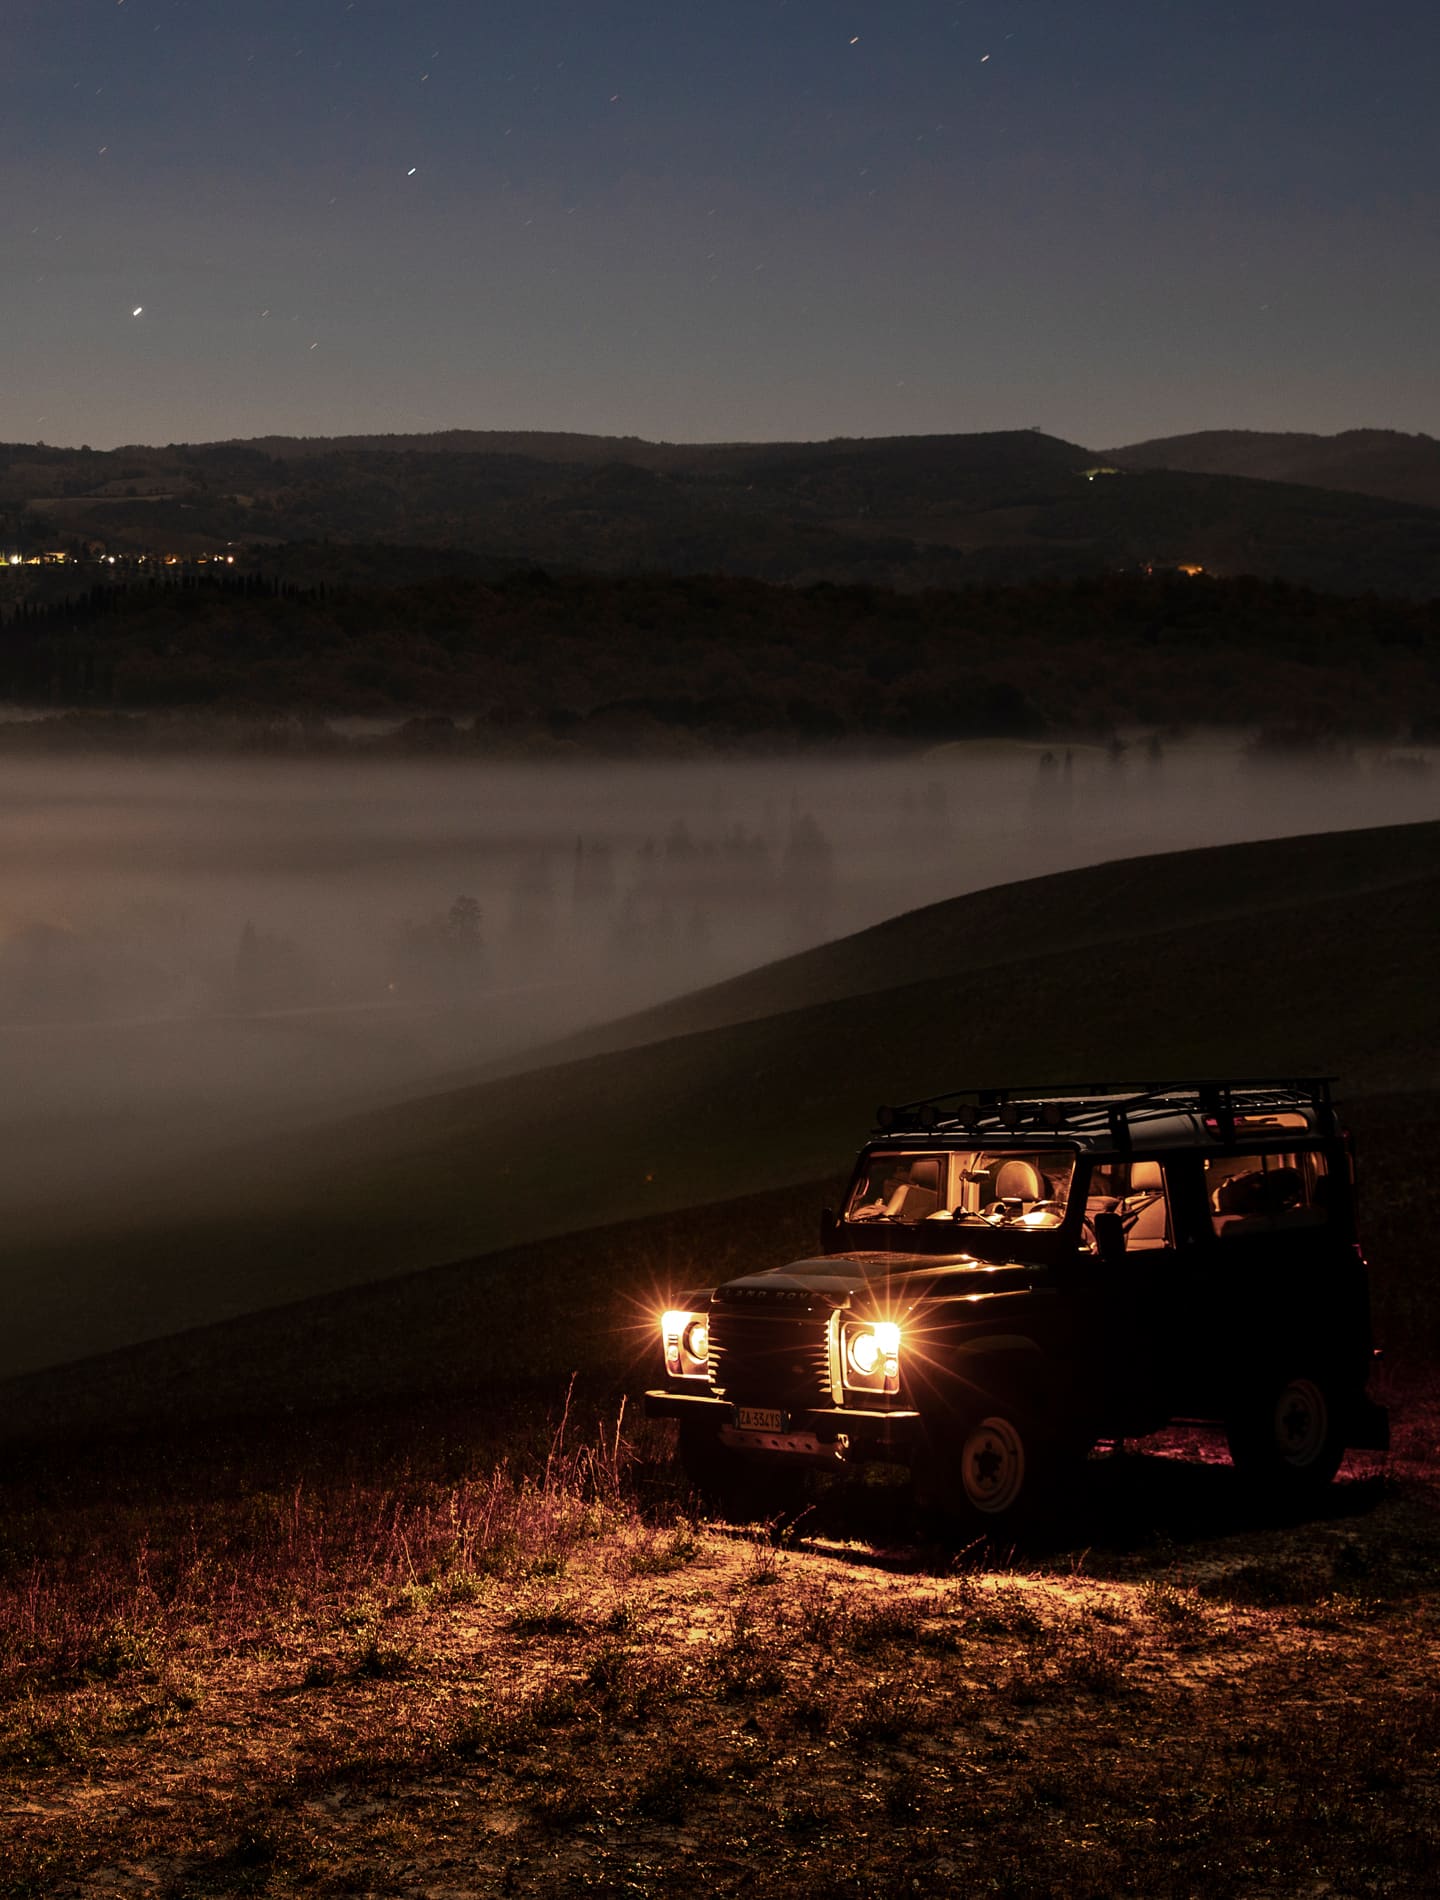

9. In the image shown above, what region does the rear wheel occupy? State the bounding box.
[1226,1373,1347,1501]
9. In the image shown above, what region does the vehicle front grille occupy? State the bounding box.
[708,1309,832,1410]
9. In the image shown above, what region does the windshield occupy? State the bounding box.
[846,1149,1077,1228]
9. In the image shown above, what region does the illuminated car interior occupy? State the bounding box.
[845,1150,1078,1227]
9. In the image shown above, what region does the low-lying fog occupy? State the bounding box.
[1,735,1435,1214]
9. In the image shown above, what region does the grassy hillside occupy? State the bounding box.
[1109,428,1440,512]
[2,1341,1435,1899]
[508,819,1440,1067]
[2,820,1435,1380]
[2,1149,1437,1895]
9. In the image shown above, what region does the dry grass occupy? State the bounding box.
[1,1371,1438,1898]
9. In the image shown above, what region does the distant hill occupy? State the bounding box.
[222,429,685,467]
[1107,430,1440,512]
[6,427,1440,595]
[492,819,1440,1069]
[2,818,1435,1379]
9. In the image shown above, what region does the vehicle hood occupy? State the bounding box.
[714,1251,1047,1307]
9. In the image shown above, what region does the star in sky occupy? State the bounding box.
[5,0,1438,447]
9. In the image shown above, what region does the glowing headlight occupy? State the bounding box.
[682,1317,709,1363]
[843,1320,903,1387]
[661,1308,709,1378]
[847,1330,881,1376]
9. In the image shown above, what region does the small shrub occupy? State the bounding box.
[582,1640,674,1719]
[628,1518,702,1576]
[0,1712,91,1769]
[437,1570,485,1605]
[634,1746,723,1820]
[849,1596,927,1654]
[740,1538,784,1589]
[603,1599,642,1638]
[975,1586,1044,1637]
[714,1603,787,1699]
[75,1618,159,1682]
[845,1676,933,1741]
[1140,1578,1209,1634]
[349,1635,414,1681]
[508,1599,588,1640]
[1056,1627,1136,1697]
[386,1581,434,1618]
[792,1578,851,1650]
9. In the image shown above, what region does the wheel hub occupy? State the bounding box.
[1274,1379,1328,1466]
[961,1416,1026,1513]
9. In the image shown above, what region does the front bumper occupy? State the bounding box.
[644,1388,921,1456]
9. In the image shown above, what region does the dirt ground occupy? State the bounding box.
[1,1374,1436,1900]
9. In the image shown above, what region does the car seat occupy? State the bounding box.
[993,1159,1044,1202]
[892,1158,941,1221]
[1124,1159,1169,1249]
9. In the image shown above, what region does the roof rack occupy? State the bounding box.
[873,1079,1337,1146]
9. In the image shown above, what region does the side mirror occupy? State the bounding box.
[819,1207,838,1254]
[1093,1210,1128,1265]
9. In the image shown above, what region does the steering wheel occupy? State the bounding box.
[983,1198,1024,1224]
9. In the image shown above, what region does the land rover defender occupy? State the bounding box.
[645,1081,1389,1529]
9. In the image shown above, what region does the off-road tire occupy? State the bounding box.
[912,1408,1081,1544]
[1226,1372,1348,1502]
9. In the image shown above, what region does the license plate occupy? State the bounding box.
[736,1406,784,1433]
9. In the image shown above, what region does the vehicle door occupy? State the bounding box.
[1197,1143,1352,1405]
[1084,1153,1219,1423]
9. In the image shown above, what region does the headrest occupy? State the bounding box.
[1130,1160,1163,1192]
[1215,1169,1265,1214]
[1265,1166,1303,1209]
[994,1159,1044,1201]
[909,1159,941,1193]
[1216,1166,1304,1215]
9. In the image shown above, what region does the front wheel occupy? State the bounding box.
[1226,1373,1347,1502]
[913,1408,1079,1541]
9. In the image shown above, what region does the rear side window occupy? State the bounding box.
[1121,1159,1172,1251]
[1207,1150,1329,1237]
[1083,1159,1172,1252]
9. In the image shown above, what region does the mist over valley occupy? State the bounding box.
[0,740,1434,1377]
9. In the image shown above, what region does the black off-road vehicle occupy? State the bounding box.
[646,1080,1389,1530]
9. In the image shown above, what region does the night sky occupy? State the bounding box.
[7,1,1438,450]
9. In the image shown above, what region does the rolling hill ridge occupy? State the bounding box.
[7,427,1440,596]
[1107,429,1440,512]
[3,819,1435,1382]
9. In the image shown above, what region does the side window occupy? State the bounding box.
[1123,1159,1172,1251]
[1082,1159,1172,1251]
[1207,1150,1329,1237]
